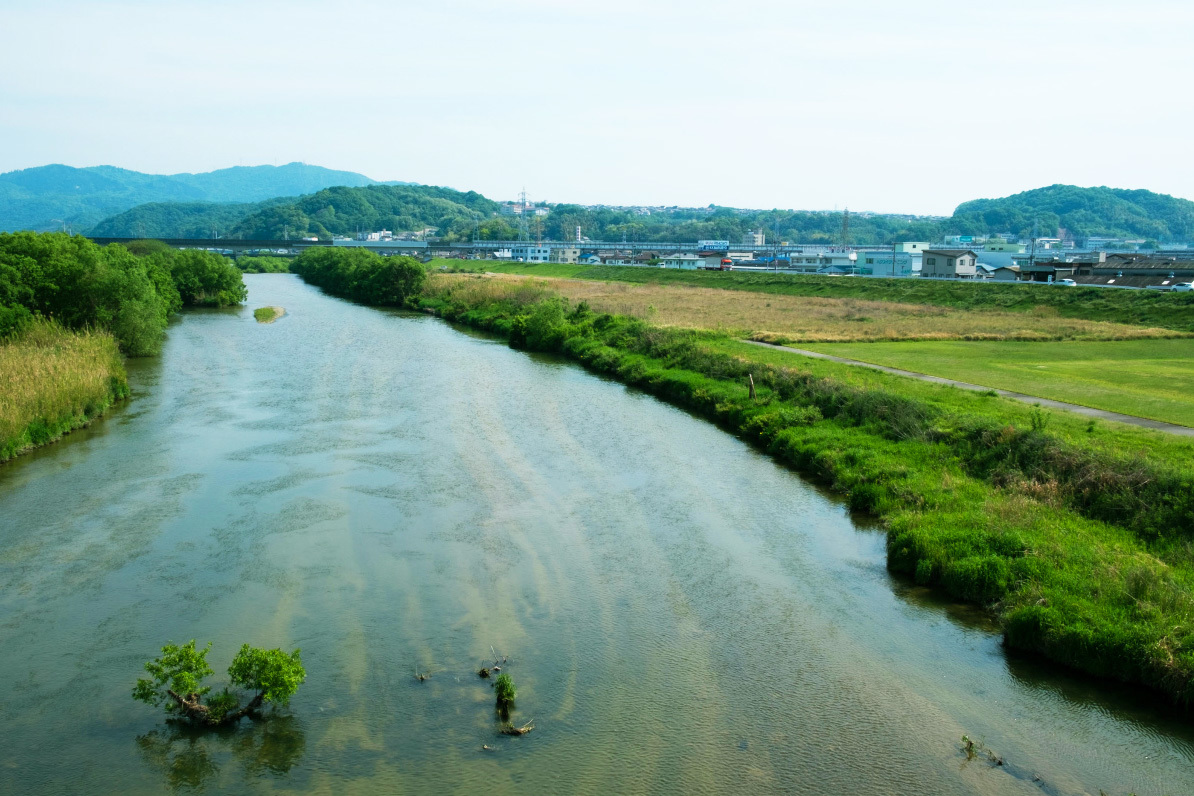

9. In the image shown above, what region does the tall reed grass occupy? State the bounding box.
[0,320,128,462]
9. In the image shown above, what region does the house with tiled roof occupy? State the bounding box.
[920,249,978,279]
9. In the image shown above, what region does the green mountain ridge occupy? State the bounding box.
[0,162,406,233]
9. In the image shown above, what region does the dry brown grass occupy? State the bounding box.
[0,320,126,456]
[451,273,1183,342]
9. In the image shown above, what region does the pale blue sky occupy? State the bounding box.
[1,0,1191,214]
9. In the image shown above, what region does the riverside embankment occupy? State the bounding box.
[416,272,1194,706]
[2,274,1193,795]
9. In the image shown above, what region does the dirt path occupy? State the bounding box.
[743,340,1194,437]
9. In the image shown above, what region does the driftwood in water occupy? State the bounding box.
[500,719,534,736]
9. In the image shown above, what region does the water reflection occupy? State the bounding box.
[136,715,306,791]
[1,274,1193,795]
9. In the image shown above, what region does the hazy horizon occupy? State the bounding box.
[2,0,1192,216]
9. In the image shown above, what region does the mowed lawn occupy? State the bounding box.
[796,338,1194,427]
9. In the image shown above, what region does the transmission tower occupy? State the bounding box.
[517,187,530,242]
[840,208,851,249]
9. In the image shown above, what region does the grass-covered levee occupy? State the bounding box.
[404,273,1194,705]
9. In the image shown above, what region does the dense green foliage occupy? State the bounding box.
[229,185,501,241]
[134,641,305,726]
[291,248,425,305]
[227,645,307,706]
[90,198,292,238]
[475,262,1194,333]
[416,276,1194,703]
[952,184,1194,241]
[238,255,290,273]
[493,673,516,707]
[0,232,246,354]
[0,162,389,233]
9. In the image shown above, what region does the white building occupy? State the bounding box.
[660,253,706,269]
[511,245,551,262]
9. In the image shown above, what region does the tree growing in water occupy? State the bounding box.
[133,640,306,726]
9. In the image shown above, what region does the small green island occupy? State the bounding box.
[254,306,285,323]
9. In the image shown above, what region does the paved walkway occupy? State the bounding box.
[743,340,1194,437]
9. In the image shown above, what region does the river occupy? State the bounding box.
[0,274,1190,795]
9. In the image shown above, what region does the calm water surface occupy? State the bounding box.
[1,274,1191,795]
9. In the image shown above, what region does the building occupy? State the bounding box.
[549,247,580,264]
[743,230,766,247]
[921,249,978,279]
[859,251,913,277]
[659,253,706,269]
[510,245,551,262]
[983,241,1025,253]
[1013,251,1106,282]
[894,242,932,253]
[988,265,1020,281]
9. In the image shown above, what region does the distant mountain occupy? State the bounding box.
[947,185,1194,242]
[0,162,405,232]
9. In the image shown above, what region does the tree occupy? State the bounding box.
[134,640,305,726]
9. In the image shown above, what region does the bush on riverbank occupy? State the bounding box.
[237,255,290,273]
[291,248,425,306]
[0,232,247,355]
[416,273,1194,703]
[0,319,128,462]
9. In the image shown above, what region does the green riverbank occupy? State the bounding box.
[411,272,1194,704]
[0,321,129,463]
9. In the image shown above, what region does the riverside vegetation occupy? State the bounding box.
[291,251,1194,703]
[0,232,247,461]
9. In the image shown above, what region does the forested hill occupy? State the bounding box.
[87,182,1194,244]
[226,185,504,240]
[0,162,399,233]
[91,198,294,239]
[949,185,1194,242]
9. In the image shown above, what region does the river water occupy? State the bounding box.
[0,274,1191,795]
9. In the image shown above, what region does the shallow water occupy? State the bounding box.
[0,274,1190,795]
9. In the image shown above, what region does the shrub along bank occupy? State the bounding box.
[0,233,247,355]
[0,319,128,462]
[408,273,1194,704]
[0,233,247,462]
[291,248,425,306]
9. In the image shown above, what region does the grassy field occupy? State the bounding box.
[794,339,1194,428]
[0,320,128,462]
[437,260,1194,333]
[453,272,1181,343]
